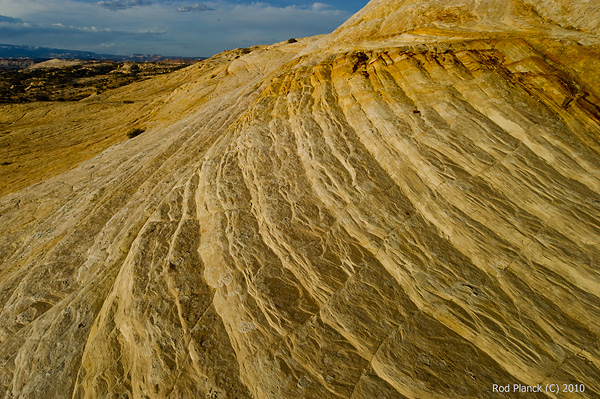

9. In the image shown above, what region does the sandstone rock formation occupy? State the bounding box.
[1,0,599,398]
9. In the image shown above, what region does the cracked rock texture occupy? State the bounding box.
[1,0,600,398]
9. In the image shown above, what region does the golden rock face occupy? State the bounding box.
[1,1,600,398]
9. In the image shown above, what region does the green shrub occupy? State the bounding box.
[287,38,298,43]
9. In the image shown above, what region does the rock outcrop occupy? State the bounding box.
[1,1,599,398]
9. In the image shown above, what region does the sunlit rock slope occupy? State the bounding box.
[1,0,599,398]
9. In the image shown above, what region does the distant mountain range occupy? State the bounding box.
[0,43,201,62]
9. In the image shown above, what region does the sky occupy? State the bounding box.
[0,0,368,57]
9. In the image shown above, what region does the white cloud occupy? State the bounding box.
[0,0,352,56]
[97,0,151,11]
[311,3,334,11]
[177,3,212,12]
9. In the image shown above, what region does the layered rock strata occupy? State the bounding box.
[1,0,599,398]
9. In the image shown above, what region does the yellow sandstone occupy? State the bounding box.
[0,0,599,398]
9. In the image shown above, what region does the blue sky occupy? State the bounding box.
[0,0,368,57]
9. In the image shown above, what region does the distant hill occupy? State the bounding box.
[0,57,197,102]
[0,43,202,62]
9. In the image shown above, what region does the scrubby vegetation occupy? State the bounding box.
[0,61,193,103]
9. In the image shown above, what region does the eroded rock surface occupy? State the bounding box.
[1,1,599,398]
